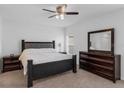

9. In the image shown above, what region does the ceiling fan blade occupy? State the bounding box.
[65,12,79,15]
[42,9,56,13]
[48,15,57,18]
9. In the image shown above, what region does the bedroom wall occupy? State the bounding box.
[2,18,65,56]
[0,17,2,73]
[0,17,2,57]
[65,9,124,80]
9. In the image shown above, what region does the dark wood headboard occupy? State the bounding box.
[21,40,55,52]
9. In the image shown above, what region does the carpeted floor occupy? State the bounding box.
[0,69,124,88]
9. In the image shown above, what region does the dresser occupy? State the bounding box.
[3,55,22,72]
[79,51,121,83]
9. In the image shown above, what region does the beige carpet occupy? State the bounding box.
[0,69,124,88]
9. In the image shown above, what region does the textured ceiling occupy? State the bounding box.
[0,4,124,27]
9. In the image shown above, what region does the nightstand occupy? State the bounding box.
[2,55,22,72]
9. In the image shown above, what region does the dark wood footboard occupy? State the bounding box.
[27,55,77,88]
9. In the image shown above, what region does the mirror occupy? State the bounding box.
[88,28,114,55]
[90,31,111,51]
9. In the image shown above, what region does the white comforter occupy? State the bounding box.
[19,49,72,75]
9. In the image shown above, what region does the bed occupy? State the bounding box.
[19,40,77,87]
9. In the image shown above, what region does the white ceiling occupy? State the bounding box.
[0,4,124,27]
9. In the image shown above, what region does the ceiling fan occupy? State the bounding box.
[42,4,79,20]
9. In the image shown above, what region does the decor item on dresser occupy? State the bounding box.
[79,28,121,83]
[20,40,77,87]
[3,55,22,72]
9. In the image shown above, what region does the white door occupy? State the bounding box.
[67,34,75,54]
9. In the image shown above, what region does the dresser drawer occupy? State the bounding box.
[79,51,120,83]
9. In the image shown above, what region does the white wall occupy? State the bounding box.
[0,17,2,72]
[0,17,2,57]
[2,18,65,56]
[66,9,124,80]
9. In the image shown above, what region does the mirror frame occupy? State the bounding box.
[88,28,114,55]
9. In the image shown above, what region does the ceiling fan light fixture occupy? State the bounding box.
[55,14,64,20]
[60,14,64,20]
[56,15,59,19]
[42,4,79,19]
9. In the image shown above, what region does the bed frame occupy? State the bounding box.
[21,40,77,87]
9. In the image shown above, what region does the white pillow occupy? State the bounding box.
[39,48,57,53]
[23,48,57,53]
